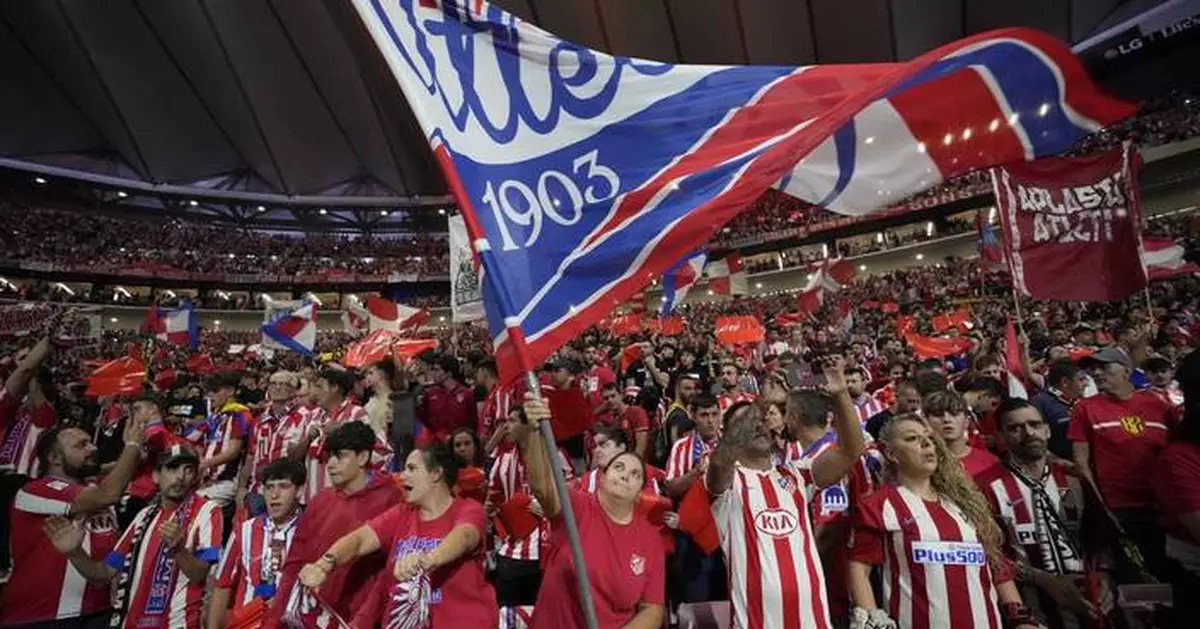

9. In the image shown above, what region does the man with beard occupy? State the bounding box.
[0,412,146,629]
[44,444,223,629]
[844,366,884,425]
[716,362,757,413]
[976,399,1095,628]
[707,356,865,629]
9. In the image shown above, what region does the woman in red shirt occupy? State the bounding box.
[518,395,665,629]
[297,444,496,629]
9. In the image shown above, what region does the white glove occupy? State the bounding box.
[850,607,898,629]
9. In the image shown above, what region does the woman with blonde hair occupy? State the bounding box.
[847,414,1039,629]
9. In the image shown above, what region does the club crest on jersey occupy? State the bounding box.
[630,553,645,576]
[1119,415,1145,435]
[777,476,794,492]
[753,508,798,539]
[819,485,849,515]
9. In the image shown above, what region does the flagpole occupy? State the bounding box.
[523,371,600,629]
[1010,286,1027,336]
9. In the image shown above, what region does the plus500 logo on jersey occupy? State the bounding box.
[911,541,987,566]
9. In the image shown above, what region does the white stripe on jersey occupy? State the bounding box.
[712,463,830,629]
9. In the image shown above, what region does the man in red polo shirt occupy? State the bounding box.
[597,382,651,460]
[1069,347,1176,579]
[417,354,475,445]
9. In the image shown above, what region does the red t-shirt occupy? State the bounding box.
[362,499,496,629]
[264,475,405,629]
[1153,441,1200,543]
[419,382,477,443]
[1067,391,1175,509]
[532,489,665,629]
[0,477,119,624]
[959,447,1001,478]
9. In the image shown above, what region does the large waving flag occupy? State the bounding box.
[659,251,707,316]
[351,0,1134,383]
[261,301,318,357]
[139,302,197,350]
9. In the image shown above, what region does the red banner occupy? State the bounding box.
[86,357,147,397]
[342,330,438,367]
[994,144,1147,301]
[905,333,974,359]
[715,315,765,346]
[932,309,973,334]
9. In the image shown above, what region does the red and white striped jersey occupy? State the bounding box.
[718,391,758,414]
[304,400,392,502]
[486,447,573,561]
[0,389,55,476]
[184,402,251,484]
[215,512,301,609]
[499,605,535,629]
[1,477,119,624]
[773,440,803,466]
[666,431,719,480]
[106,495,224,629]
[712,462,830,629]
[850,485,1009,629]
[852,393,885,425]
[247,404,305,494]
[975,461,1083,575]
[478,385,513,447]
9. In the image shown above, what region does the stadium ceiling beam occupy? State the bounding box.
[0,159,454,208]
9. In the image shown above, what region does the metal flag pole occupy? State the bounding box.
[524,371,600,629]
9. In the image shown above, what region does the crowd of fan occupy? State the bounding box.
[0,207,450,278]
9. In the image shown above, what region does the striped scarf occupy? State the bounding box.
[387,571,431,629]
[109,495,197,629]
[1004,460,1081,575]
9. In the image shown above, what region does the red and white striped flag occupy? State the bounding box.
[1005,319,1030,399]
[365,296,429,333]
[1143,238,1200,280]
[706,253,748,296]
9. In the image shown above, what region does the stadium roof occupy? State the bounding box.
[0,0,1174,229]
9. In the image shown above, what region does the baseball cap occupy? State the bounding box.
[157,444,201,469]
[1080,347,1132,371]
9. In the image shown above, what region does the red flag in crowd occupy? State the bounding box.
[606,313,643,337]
[932,309,973,334]
[342,330,438,368]
[1004,319,1030,399]
[85,356,146,397]
[904,333,974,359]
[993,143,1147,301]
[798,257,857,314]
[714,315,765,345]
[647,316,685,336]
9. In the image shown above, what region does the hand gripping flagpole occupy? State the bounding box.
[522,370,600,629]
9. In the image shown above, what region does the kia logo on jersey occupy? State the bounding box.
[754,508,798,538]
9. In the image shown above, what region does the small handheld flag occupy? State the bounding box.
[140,302,197,350]
[659,251,707,316]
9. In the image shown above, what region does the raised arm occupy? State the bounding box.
[704,438,738,497]
[70,413,147,515]
[810,356,867,489]
[514,395,561,520]
[4,336,53,401]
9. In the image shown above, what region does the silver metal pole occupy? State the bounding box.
[525,372,599,629]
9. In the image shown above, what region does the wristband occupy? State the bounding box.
[1000,602,1039,628]
[319,552,337,571]
[124,441,142,449]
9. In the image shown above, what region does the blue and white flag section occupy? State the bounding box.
[659,251,707,317]
[351,0,1135,384]
[261,298,318,357]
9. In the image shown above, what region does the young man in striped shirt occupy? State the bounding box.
[209,458,306,629]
